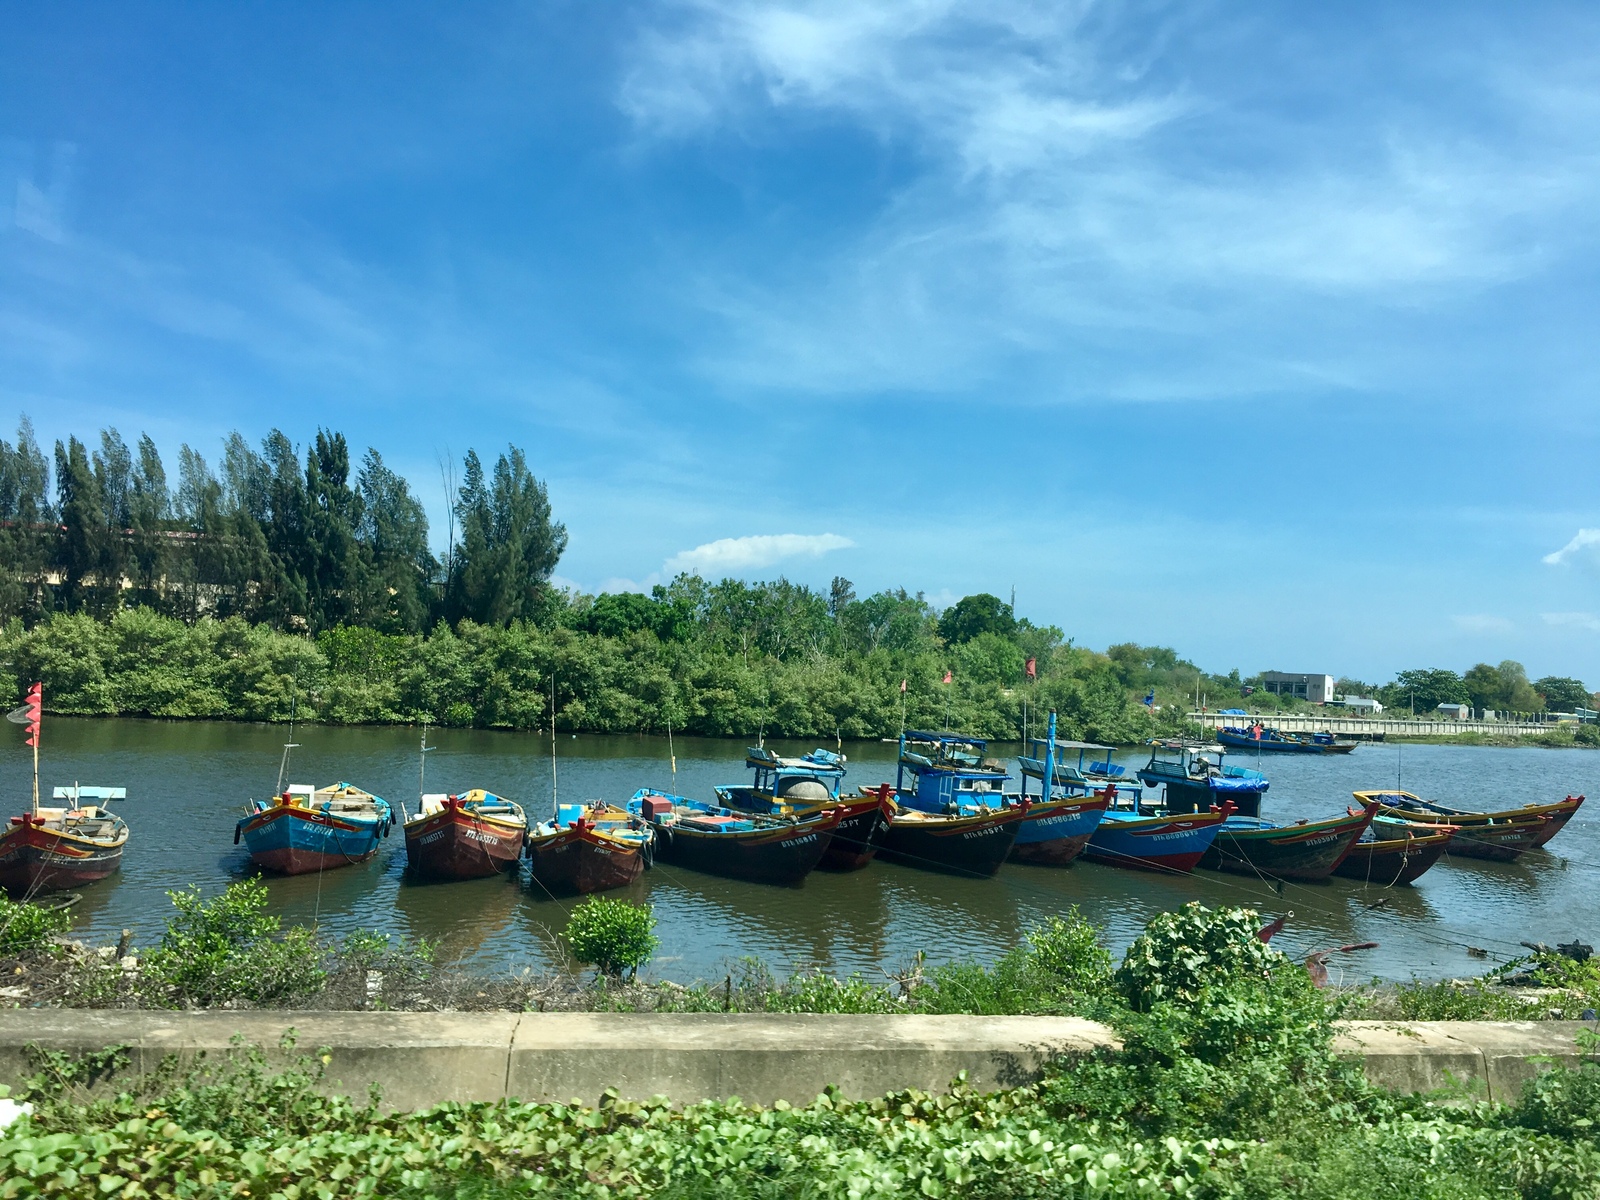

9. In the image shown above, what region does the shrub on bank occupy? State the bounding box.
[0,894,71,959]
[562,897,659,978]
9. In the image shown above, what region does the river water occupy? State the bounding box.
[9,719,1598,985]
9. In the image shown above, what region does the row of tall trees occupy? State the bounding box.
[0,418,565,634]
[1337,663,1597,716]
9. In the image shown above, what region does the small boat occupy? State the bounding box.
[236,783,393,875]
[883,730,1039,874]
[1137,740,1270,816]
[1200,804,1375,881]
[0,797,128,896]
[1,687,129,896]
[1355,790,1583,861]
[629,789,838,885]
[1082,795,1233,873]
[404,790,527,881]
[1216,725,1357,754]
[1332,815,1456,886]
[1009,714,1110,864]
[716,746,892,870]
[526,802,653,895]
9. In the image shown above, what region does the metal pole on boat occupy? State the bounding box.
[414,723,432,823]
[1043,712,1056,803]
[31,711,39,818]
[895,730,906,797]
[550,673,558,815]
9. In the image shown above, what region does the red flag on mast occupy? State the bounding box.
[942,670,952,684]
[6,682,41,747]
[1025,657,1037,678]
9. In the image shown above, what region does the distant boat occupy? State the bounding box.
[1137,740,1270,816]
[716,746,892,871]
[1217,725,1358,754]
[404,790,527,881]
[526,802,653,895]
[1,686,128,896]
[1332,815,1456,886]
[628,789,838,885]
[883,730,1043,874]
[236,782,393,875]
[1356,790,1583,861]
[1199,804,1375,881]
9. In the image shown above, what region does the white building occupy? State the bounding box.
[1436,702,1470,720]
[1260,672,1337,704]
[1339,696,1384,714]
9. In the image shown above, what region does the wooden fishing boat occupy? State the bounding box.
[1216,725,1357,754]
[1,685,129,896]
[1355,790,1580,861]
[1332,814,1456,886]
[1199,804,1374,882]
[236,782,393,875]
[716,746,892,870]
[629,789,838,885]
[1082,804,1232,873]
[404,790,526,881]
[876,803,1028,876]
[1009,716,1110,864]
[1018,738,1143,807]
[1138,740,1270,816]
[0,803,128,896]
[526,803,653,895]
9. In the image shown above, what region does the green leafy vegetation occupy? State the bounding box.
[1353,947,1600,1022]
[561,897,659,978]
[5,904,1600,1198]
[0,894,70,959]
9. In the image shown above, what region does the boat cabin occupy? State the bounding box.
[1137,740,1269,817]
[896,731,1010,815]
[1017,739,1141,803]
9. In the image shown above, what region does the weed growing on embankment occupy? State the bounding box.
[5,903,1600,1198]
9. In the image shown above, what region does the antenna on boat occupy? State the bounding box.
[274,685,299,799]
[412,722,433,823]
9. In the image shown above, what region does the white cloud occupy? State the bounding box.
[619,2,1600,398]
[1452,614,1514,634]
[663,532,854,575]
[1543,528,1600,565]
[1542,611,1600,631]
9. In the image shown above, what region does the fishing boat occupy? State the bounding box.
[1137,740,1270,816]
[1217,725,1357,754]
[1081,790,1233,873]
[1354,790,1583,861]
[1017,737,1142,806]
[526,802,653,895]
[236,782,393,874]
[881,730,1053,874]
[1008,715,1110,865]
[716,746,893,870]
[1199,803,1375,882]
[0,686,129,896]
[628,789,839,885]
[1332,816,1457,886]
[404,791,527,881]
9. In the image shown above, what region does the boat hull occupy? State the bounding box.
[237,806,387,875]
[1355,791,1581,860]
[1008,795,1108,866]
[1370,812,1542,862]
[820,793,893,871]
[404,807,525,881]
[526,825,647,895]
[0,819,125,895]
[1333,827,1455,887]
[1200,809,1373,882]
[1083,810,1227,873]
[877,806,1026,877]
[655,815,837,885]
[1527,795,1584,848]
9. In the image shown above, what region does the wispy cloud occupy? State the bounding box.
[1543,528,1600,565]
[663,532,854,575]
[1542,611,1600,632]
[620,2,1600,398]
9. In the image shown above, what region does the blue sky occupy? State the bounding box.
[5,2,1600,684]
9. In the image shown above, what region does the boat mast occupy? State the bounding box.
[274,688,299,799]
[30,704,39,818]
[1042,711,1057,806]
[414,723,433,821]
[550,673,558,815]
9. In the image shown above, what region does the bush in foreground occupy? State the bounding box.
[562,896,659,978]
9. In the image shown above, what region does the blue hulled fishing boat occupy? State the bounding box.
[627,789,839,885]
[1017,736,1142,808]
[716,746,892,870]
[1009,714,1108,864]
[1216,725,1357,754]
[1136,740,1270,816]
[236,781,393,875]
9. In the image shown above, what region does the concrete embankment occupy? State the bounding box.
[0,1012,1589,1110]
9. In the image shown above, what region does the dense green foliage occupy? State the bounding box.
[0,894,70,959]
[561,898,659,978]
[0,419,563,635]
[5,903,1600,1198]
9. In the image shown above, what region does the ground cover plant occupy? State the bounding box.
[3,901,1599,1198]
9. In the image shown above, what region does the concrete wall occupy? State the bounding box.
[0,1012,1590,1110]
[1189,711,1560,737]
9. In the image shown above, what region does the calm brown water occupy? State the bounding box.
[8,719,1598,985]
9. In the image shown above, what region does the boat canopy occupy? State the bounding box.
[1027,738,1115,752]
[51,786,125,801]
[905,731,988,749]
